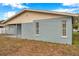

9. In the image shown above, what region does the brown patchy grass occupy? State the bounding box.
[0,35,79,56]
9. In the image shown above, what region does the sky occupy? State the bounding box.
[0,3,79,20]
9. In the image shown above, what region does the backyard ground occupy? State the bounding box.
[0,32,79,56]
[72,32,79,45]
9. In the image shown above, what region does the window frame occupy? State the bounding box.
[62,20,66,36]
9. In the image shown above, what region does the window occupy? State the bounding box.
[62,20,66,36]
[36,22,39,34]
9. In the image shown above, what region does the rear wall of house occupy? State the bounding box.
[4,11,72,45]
[21,16,72,45]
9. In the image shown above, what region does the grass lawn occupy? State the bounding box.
[72,32,79,45]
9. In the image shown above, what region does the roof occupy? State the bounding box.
[0,20,4,27]
[0,20,4,23]
[2,9,79,24]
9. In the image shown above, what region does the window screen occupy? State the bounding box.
[36,22,39,34]
[62,20,66,36]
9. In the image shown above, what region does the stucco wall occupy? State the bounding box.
[5,11,64,25]
[0,28,5,34]
[5,16,72,45]
[21,17,72,45]
[22,23,34,39]
[5,25,17,35]
[33,17,72,45]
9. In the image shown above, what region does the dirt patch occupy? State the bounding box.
[0,36,79,56]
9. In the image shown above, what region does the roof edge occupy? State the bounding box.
[2,9,79,24]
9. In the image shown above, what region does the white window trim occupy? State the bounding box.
[36,34,40,36]
[61,36,67,39]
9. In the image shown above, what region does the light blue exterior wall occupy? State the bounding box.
[21,23,34,39]
[5,16,72,45]
[5,25,17,35]
[33,17,72,45]
[5,24,22,38]
[22,16,72,45]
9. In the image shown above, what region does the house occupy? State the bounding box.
[2,9,78,45]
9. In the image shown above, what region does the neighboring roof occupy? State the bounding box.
[0,20,4,23]
[0,20,4,27]
[0,24,4,27]
[3,9,79,24]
